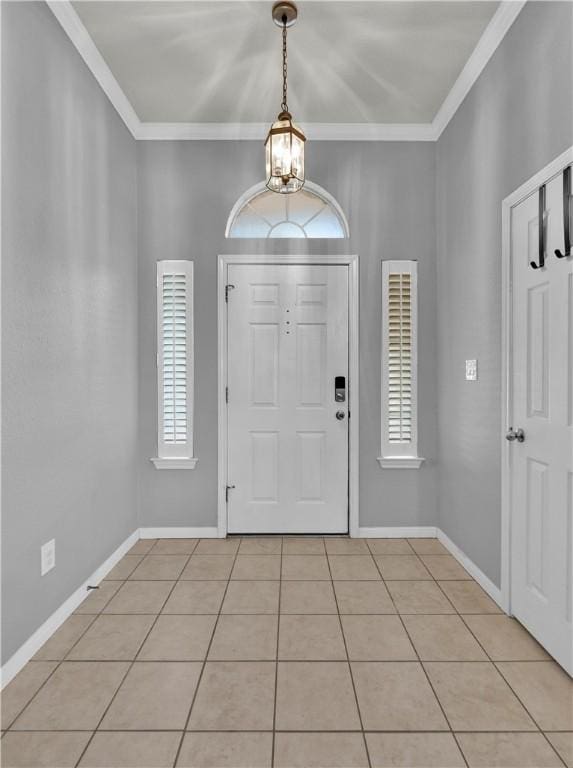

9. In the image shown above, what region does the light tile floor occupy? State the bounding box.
[2,536,572,767]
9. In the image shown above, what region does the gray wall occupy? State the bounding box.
[138,141,438,529]
[2,2,138,663]
[5,0,568,666]
[436,1,573,586]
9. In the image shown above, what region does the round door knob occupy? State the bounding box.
[506,427,525,443]
[335,410,346,420]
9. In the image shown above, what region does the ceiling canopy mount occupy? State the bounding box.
[272,1,298,28]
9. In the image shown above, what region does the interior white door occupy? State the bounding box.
[226,264,349,534]
[509,168,573,674]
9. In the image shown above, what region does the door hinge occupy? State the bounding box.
[225,284,235,303]
[225,386,229,404]
[225,484,236,503]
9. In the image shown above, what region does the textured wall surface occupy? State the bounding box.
[436,1,573,585]
[137,141,438,530]
[1,2,138,663]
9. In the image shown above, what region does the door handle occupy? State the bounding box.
[506,428,525,443]
[335,410,346,421]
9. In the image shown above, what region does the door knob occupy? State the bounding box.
[335,410,346,421]
[506,427,525,443]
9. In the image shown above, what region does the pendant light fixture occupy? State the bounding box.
[265,1,306,194]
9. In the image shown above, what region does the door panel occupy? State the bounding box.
[297,431,326,502]
[250,431,278,502]
[297,324,326,405]
[227,264,349,534]
[510,170,573,674]
[525,457,548,600]
[250,324,279,406]
[526,283,549,418]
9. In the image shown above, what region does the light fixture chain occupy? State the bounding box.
[266,2,305,194]
[282,21,288,112]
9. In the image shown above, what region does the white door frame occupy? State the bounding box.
[218,254,359,538]
[500,146,573,614]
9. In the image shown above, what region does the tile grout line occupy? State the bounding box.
[29,656,562,664]
[32,612,99,662]
[4,537,569,767]
[16,656,558,665]
[2,620,97,732]
[429,563,567,762]
[491,662,568,766]
[271,536,283,768]
[72,541,199,768]
[7,727,573,734]
[408,544,560,761]
[171,537,242,768]
[2,554,150,733]
[3,721,570,768]
[325,542,373,768]
[370,550,471,768]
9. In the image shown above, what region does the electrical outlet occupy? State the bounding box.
[465,359,478,381]
[41,539,55,576]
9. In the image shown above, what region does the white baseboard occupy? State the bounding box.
[437,529,504,610]
[0,523,506,689]
[357,526,437,538]
[0,529,139,689]
[139,527,220,539]
[358,526,505,612]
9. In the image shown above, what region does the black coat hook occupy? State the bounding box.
[555,165,571,259]
[530,184,546,270]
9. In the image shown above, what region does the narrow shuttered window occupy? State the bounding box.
[388,270,412,443]
[379,261,423,468]
[153,261,197,468]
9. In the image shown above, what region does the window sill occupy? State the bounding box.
[377,456,425,469]
[151,457,198,470]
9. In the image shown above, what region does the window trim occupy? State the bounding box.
[378,260,424,469]
[151,260,197,470]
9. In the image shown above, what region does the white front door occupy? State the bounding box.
[509,167,573,674]
[226,263,349,534]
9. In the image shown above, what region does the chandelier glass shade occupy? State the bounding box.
[265,111,305,194]
[265,2,306,194]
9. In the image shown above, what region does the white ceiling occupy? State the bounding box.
[71,1,499,125]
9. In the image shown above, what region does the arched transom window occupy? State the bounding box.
[226,180,349,239]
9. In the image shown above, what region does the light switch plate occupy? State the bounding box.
[465,359,478,381]
[41,539,56,576]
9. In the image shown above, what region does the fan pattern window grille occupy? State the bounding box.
[226,181,349,239]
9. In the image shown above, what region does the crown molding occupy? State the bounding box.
[46,0,140,137]
[135,121,436,141]
[431,0,527,139]
[48,0,525,143]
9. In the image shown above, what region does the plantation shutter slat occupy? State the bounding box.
[156,261,194,460]
[381,261,419,461]
[387,271,412,443]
